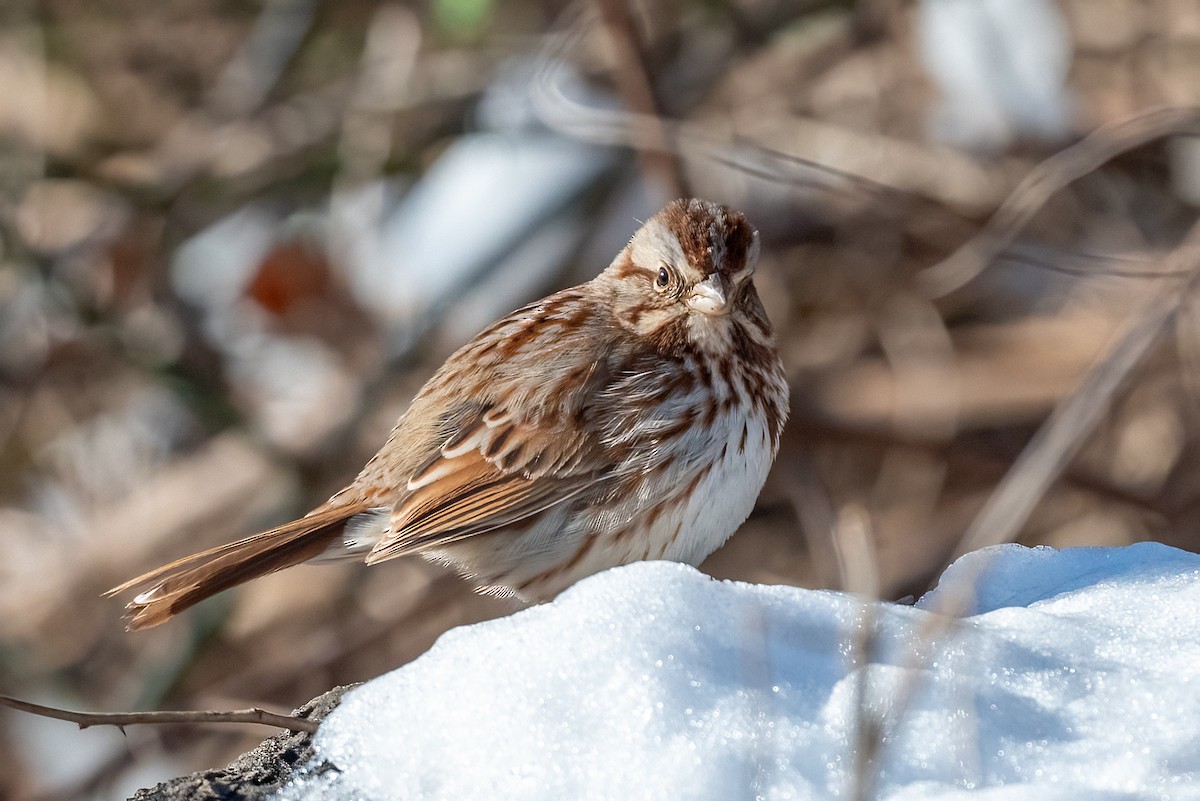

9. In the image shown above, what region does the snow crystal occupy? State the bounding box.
[277,543,1200,800]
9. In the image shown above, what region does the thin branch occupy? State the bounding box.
[950,216,1200,564]
[917,105,1200,297]
[834,506,883,801]
[593,0,688,197]
[868,213,1200,773]
[533,4,886,203]
[874,223,1197,757]
[535,38,885,201]
[0,695,319,734]
[998,244,1182,280]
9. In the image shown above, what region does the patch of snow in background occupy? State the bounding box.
[333,58,619,345]
[918,0,1073,151]
[340,133,611,327]
[277,542,1200,801]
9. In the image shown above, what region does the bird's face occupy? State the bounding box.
[600,198,766,355]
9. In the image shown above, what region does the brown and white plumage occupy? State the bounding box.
[107,198,788,629]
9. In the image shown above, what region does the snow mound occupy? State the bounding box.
[277,543,1200,801]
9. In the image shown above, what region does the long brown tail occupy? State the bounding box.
[105,502,368,630]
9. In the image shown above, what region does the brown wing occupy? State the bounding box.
[363,290,619,563]
[365,409,599,562]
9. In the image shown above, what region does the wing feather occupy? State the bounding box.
[362,290,622,563]
[367,431,594,562]
[369,403,606,560]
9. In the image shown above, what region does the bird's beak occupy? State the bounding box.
[686,274,730,316]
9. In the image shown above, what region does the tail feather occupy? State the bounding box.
[106,502,369,630]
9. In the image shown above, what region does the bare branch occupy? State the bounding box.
[835,506,884,801]
[0,695,320,734]
[593,0,688,198]
[950,216,1200,566]
[863,215,1200,774]
[917,106,1200,297]
[532,4,888,205]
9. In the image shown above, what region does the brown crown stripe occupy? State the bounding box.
[659,199,754,277]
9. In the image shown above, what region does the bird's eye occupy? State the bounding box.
[654,265,671,290]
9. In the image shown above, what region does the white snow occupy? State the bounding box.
[277,543,1200,801]
[918,0,1072,151]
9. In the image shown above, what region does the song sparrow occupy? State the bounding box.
[107,198,789,629]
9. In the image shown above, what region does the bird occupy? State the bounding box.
[106,198,789,629]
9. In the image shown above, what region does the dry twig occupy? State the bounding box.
[917,106,1200,297]
[593,0,687,197]
[952,217,1200,564]
[0,695,319,734]
[844,103,1200,792]
[857,215,1200,795]
[532,3,894,205]
[833,506,885,801]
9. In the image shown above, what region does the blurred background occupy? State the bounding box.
[2,0,1200,797]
